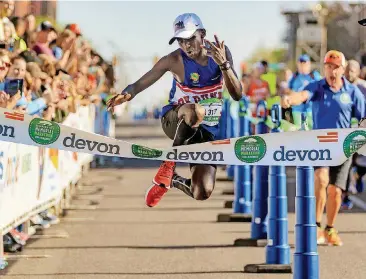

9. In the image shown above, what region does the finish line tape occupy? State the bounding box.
[0,108,366,167]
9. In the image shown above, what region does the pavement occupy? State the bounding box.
[1,117,366,279]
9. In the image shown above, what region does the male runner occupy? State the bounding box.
[281,50,365,246]
[107,13,242,207]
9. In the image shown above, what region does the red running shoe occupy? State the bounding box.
[145,161,175,207]
[153,161,176,187]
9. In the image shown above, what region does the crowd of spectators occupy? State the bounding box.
[0,0,116,123]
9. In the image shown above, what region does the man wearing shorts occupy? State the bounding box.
[107,13,242,207]
[281,50,365,246]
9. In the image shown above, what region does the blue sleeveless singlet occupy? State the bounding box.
[161,49,224,137]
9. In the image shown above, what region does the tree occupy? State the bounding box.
[245,47,287,71]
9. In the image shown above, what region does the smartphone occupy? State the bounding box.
[4,78,23,97]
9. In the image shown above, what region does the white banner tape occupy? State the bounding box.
[0,108,366,166]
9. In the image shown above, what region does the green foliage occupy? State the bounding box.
[246,47,287,65]
[35,15,64,32]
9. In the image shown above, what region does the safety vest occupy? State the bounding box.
[261,72,279,109]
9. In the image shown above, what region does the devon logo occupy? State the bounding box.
[343,131,366,158]
[132,144,162,159]
[29,118,60,145]
[234,136,266,163]
[273,146,331,161]
[166,149,224,162]
[63,133,120,155]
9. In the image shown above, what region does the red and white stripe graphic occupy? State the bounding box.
[317,132,338,143]
[4,111,24,121]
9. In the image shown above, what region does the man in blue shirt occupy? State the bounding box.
[287,54,321,129]
[281,50,366,246]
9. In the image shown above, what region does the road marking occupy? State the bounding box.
[61,217,95,222]
[5,254,52,260]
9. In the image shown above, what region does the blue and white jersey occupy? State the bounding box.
[162,49,224,137]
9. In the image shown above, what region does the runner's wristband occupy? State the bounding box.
[219,61,231,71]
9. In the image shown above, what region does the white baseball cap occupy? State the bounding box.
[168,13,205,45]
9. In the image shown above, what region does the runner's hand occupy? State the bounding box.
[107,85,135,113]
[201,35,227,66]
[281,95,291,109]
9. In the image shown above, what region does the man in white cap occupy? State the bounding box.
[281,50,365,246]
[107,13,242,207]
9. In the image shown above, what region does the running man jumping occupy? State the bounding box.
[107,13,242,207]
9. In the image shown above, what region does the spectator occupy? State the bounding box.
[245,62,269,116]
[33,21,57,59]
[286,54,322,129]
[65,23,82,37]
[0,0,15,42]
[23,13,36,45]
[345,60,366,97]
[10,16,27,53]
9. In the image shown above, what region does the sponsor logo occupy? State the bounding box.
[131,144,162,158]
[0,124,15,138]
[63,133,120,155]
[29,118,60,145]
[4,112,24,121]
[174,20,185,30]
[190,73,200,83]
[234,136,266,163]
[343,130,366,158]
[273,146,332,161]
[166,149,224,162]
[210,139,230,145]
[340,92,351,104]
[317,131,338,143]
[211,75,221,81]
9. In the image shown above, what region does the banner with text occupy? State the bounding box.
[0,108,366,166]
[0,106,95,233]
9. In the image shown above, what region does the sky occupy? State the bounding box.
[57,1,311,111]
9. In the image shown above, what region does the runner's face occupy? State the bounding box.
[297,61,311,74]
[324,63,344,87]
[177,31,202,58]
[345,64,359,83]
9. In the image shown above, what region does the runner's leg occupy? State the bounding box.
[175,104,216,200]
[314,167,329,244]
[145,104,209,206]
[325,158,352,246]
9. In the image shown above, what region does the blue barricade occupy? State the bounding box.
[251,100,269,239]
[294,113,319,279]
[233,97,252,214]
[266,104,290,265]
[226,100,238,180]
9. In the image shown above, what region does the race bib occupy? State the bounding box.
[199,98,223,126]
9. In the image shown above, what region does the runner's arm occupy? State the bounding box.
[281,90,310,106]
[126,55,170,97]
[281,81,319,107]
[223,46,242,101]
